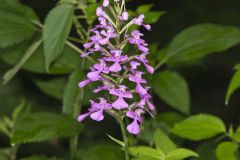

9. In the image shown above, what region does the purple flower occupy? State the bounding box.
[93,85,110,93]
[99,26,117,45]
[87,60,109,81]
[79,79,92,88]
[78,98,112,122]
[129,71,148,95]
[129,30,149,53]
[110,85,133,110]
[126,109,144,134]
[104,50,128,72]
[136,53,154,74]
[103,0,109,7]
[119,12,129,21]
[133,14,144,25]
[137,92,155,111]
[96,7,105,17]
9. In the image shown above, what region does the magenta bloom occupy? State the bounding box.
[78,0,155,135]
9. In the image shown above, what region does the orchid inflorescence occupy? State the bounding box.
[77,0,155,135]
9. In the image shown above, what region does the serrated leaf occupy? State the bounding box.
[216,142,238,160]
[225,64,240,105]
[3,39,42,84]
[129,146,165,160]
[0,12,36,48]
[0,39,81,74]
[152,71,190,114]
[154,129,177,154]
[136,4,153,14]
[63,69,83,114]
[43,4,74,71]
[144,11,165,24]
[164,23,240,64]
[166,148,198,160]
[80,145,124,160]
[172,114,226,141]
[11,113,83,144]
[34,77,67,100]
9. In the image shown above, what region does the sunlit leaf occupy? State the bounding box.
[216,142,238,160]
[166,148,198,160]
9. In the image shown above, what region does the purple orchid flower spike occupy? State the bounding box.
[129,30,149,53]
[110,85,133,109]
[126,109,144,134]
[78,98,112,122]
[136,53,154,74]
[104,50,128,72]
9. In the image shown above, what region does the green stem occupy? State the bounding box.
[119,117,130,160]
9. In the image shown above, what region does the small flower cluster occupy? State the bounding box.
[78,0,155,135]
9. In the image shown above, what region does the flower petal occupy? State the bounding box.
[127,119,140,135]
[90,109,104,121]
[112,97,128,110]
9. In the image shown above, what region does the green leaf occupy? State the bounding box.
[136,4,153,14]
[12,99,30,121]
[216,142,238,160]
[164,23,240,64]
[129,146,165,160]
[172,114,226,141]
[152,71,190,114]
[63,69,83,114]
[195,141,217,160]
[79,145,124,160]
[43,4,74,71]
[166,148,198,160]
[11,113,83,144]
[0,12,36,48]
[154,129,177,154]
[84,4,98,24]
[3,39,42,84]
[34,77,67,100]
[144,11,165,24]
[0,0,38,21]
[225,64,240,105]
[0,40,80,74]
[20,156,62,160]
[232,126,240,143]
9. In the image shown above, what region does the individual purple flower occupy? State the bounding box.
[99,26,117,45]
[93,85,110,93]
[78,98,112,122]
[130,61,141,71]
[83,31,103,51]
[87,60,109,81]
[129,30,149,53]
[110,85,133,109]
[79,79,92,88]
[96,7,105,17]
[119,11,129,21]
[136,53,154,74]
[104,50,128,72]
[133,14,151,31]
[137,92,155,111]
[129,71,148,95]
[103,0,109,7]
[126,109,144,134]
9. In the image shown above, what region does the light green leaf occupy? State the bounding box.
[154,129,177,154]
[152,71,190,114]
[79,145,124,160]
[43,4,74,71]
[129,146,165,160]
[225,64,240,105]
[232,126,240,143]
[136,4,153,14]
[84,4,97,24]
[216,142,238,160]
[164,23,240,64]
[3,39,42,84]
[166,148,198,160]
[11,113,83,143]
[172,114,226,141]
[0,12,36,48]
[63,69,83,114]
[144,11,165,24]
[34,77,67,100]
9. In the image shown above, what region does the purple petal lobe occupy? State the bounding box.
[90,109,104,121]
[127,120,140,135]
[112,97,128,110]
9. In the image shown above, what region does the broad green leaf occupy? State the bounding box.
[136,4,153,14]
[11,113,83,143]
[79,145,124,160]
[0,0,38,21]
[225,64,240,105]
[152,71,190,114]
[43,4,74,71]
[166,148,198,160]
[0,12,36,48]
[216,142,238,160]
[129,146,165,160]
[63,69,83,114]
[144,11,165,24]
[194,141,217,160]
[34,78,67,100]
[172,114,226,141]
[20,156,62,160]
[3,39,42,84]
[0,40,80,74]
[154,129,177,154]
[164,24,240,64]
